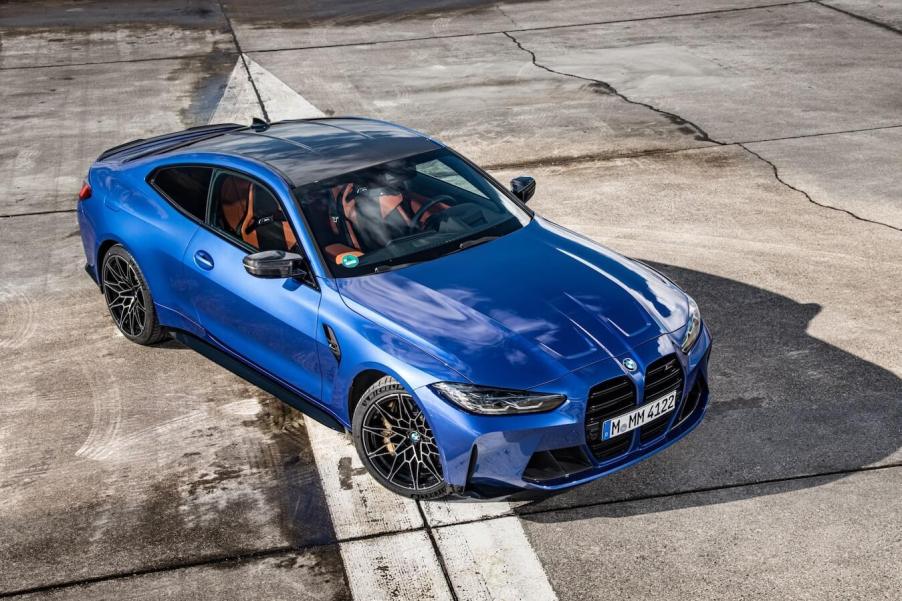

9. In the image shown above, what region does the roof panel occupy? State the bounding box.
[272,134,439,186]
[178,118,440,185]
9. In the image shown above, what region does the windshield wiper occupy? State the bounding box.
[373,262,417,274]
[457,235,499,251]
[371,235,499,274]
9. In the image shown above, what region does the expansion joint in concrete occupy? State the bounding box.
[217,0,270,121]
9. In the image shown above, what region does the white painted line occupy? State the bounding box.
[435,516,559,601]
[303,418,424,539]
[209,59,264,125]
[421,498,517,526]
[244,56,325,121]
[341,530,454,601]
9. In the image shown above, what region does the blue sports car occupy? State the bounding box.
[77,117,711,499]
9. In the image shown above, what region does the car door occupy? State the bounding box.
[182,168,323,400]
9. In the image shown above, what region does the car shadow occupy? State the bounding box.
[516,262,901,520]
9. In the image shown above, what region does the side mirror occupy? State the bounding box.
[243,250,308,279]
[510,176,536,203]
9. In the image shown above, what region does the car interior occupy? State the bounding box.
[296,157,505,268]
[211,173,299,253]
[152,155,516,275]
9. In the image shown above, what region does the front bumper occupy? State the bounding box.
[416,325,712,499]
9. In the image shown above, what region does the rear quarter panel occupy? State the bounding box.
[81,160,202,334]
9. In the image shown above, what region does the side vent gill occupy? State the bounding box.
[323,324,341,362]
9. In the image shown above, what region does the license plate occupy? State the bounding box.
[601,390,678,441]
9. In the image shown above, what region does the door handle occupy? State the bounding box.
[194,250,214,270]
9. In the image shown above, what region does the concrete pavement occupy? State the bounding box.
[1,0,900,599]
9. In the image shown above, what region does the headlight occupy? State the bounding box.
[680,295,702,353]
[429,382,566,415]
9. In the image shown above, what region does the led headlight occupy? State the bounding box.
[430,382,566,415]
[680,295,702,353]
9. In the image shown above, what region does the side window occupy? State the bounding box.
[152,167,212,221]
[208,171,298,253]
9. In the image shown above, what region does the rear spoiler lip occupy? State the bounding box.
[96,123,246,163]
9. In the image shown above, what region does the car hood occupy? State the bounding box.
[336,218,691,390]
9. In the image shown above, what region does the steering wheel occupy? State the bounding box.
[409,195,454,233]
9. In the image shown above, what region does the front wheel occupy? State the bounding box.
[352,376,450,499]
[101,245,166,345]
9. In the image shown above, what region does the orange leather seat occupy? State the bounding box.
[219,175,298,252]
[219,175,258,248]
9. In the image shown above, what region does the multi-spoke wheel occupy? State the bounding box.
[352,376,448,499]
[101,245,165,345]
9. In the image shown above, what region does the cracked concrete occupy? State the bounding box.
[248,33,716,168]
[503,30,902,234]
[512,3,902,142]
[502,31,719,144]
[818,0,902,32]
[739,141,902,232]
[745,127,902,230]
[222,0,802,51]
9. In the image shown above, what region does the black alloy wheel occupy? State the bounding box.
[101,245,165,345]
[352,376,448,499]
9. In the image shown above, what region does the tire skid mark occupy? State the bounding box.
[96,407,209,461]
[252,396,338,547]
[0,284,38,350]
[73,357,123,461]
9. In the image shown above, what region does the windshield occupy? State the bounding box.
[293,149,531,277]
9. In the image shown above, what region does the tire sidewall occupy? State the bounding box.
[351,377,450,500]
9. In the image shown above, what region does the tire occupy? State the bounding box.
[352,376,450,499]
[101,245,166,345]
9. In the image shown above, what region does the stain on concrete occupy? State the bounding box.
[252,396,339,547]
[178,51,239,126]
[337,456,367,490]
[187,463,246,497]
[0,0,229,30]
[221,0,511,29]
[714,396,768,413]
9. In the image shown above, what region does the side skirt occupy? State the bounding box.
[171,330,345,432]
[84,262,100,287]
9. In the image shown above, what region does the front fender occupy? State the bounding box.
[315,280,466,426]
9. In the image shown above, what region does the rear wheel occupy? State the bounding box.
[101,245,166,345]
[352,376,449,499]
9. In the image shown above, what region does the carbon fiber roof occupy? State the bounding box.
[182,118,441,186]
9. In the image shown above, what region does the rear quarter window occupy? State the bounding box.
[152,167,213,221]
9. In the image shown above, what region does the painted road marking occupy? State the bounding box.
[212,55,558,601]
[436,516,558,601]
[209,59,263,124]
[422,497,519,527]
[341,531,454,601]
[304,419,424,539]
[245,56,324,121]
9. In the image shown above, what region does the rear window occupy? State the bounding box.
[152,167,212,221]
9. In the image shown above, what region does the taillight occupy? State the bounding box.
[78,180,92,201]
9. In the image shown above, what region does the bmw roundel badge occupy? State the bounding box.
[622,358,638,372]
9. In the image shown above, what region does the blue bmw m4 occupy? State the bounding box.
[77,117,711,499]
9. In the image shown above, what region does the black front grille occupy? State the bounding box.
[585,376,636,462]
[639,354,684,444]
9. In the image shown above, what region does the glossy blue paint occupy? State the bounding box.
[77,118,711,496]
